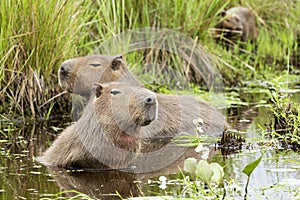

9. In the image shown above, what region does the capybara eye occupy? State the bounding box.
[111,90,121,95]
[235,17,239,22]
[89,64,101,67]
[226,19,230,22]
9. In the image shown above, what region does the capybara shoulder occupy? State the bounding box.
[39,82,157,169]
[215,6,257,47]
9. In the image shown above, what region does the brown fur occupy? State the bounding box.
[39,83,158,169]
[58,55,142,97]
[215,7,257,46]
[58,55,227,139]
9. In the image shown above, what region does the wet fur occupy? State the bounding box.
[39,83,157,169]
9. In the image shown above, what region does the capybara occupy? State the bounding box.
[58,55,227,139]
[215,7,257,47]
[39,82,158,169]
[58,55,142,97]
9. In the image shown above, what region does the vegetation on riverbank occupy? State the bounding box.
[1,0,299,121]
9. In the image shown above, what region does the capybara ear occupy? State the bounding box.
[220,10,226,17]
[111,55,123,71]
[92,83,104,98]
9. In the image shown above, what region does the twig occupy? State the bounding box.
[39,91,68,108]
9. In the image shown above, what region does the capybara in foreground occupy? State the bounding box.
[58,55,227,139]
[39,82,158,169]
[215,7,257,47]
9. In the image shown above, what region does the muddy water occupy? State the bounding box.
[1,106,300,199]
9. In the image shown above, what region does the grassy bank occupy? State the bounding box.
[0,0,94,119]
[0,0,299,121]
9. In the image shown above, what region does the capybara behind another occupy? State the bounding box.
[58,55,142,97]
[39,82,158,169]
[58,55,227,140]
[215,7,257,47]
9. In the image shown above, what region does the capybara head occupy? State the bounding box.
[220,10,243,32]
[215,7,257,45]
[39,82,158,169]
[58,55,142,97]
[92,82,158,132]
[58,55,112,97]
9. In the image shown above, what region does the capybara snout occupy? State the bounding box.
[144,95,156,105]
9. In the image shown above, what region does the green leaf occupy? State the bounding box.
[210,163,224,185]
[196,160,214,185]
[242,155,263,177]
[183,158,197,180]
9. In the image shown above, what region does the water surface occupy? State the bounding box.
[1,103,300,199]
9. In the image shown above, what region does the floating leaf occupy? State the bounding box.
[196,160,213,185]
[210,163,224,185]
[242,155,262,177]
[183,157,197,180]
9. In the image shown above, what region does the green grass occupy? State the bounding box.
[262,78,300,148]
[0,0,299,121]
[0,0,96,118]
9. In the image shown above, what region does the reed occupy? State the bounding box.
[0,0,299,121]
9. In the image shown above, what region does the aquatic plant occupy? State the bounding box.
[265,79,300,148]
[242,154,263,198]
[146,154,262,199]
[176,158,238,199]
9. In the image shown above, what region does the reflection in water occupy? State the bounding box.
[1,106,300,199]
[47,168,140,199]
[45,147,219,199]
[0,122,60,199]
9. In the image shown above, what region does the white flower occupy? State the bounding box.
[159,176,167,182]
[195,143,203,152]
[159,183,167,190]
[200,146,210,160]
[159,176,167,190]
[198,117,204,124]
[196,127,204,134]
[195,144,210,160]
[193,117,204,125]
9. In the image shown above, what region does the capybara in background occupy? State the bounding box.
[215,7,257,48]
[58,55,227,139]
[39,82,158,169]
[58,55,142,97]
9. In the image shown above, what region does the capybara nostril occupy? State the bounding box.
[59,62,71,75]
[60,65,65,72]
[145,96,155,105]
